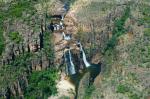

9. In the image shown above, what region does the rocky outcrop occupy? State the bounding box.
[77,72,90,99]
[0,74,28,98]
[0,11,51,98]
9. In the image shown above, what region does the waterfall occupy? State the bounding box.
[64,51,69,75]
[53,25,57,31]
[62,32,71,40]
[60,21,63,26]
[68,49,76,74]
[56,24,60,30]
[78,42,91,67]
[61,15,64,20]
[64,49,76,75]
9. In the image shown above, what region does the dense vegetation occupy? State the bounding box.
[9,32,23,43]
[43,32,55,62]
[8,0,34,18]
[0,52,32,89]
[0,7,5,55]
[0,25,4,55]
[24,68,58,99]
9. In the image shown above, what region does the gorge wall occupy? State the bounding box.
[0,0,150,99]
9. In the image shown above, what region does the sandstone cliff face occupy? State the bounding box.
[0,0,149,98]
[0,1,54,98]
[52,0,130,98]
[0,0,78,98]
[0,20,50,98]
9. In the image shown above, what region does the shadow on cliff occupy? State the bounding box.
[60,0,76,12]
[69,62,101,99]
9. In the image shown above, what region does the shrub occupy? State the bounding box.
[139,4,150,24]
[59,96,70,99]
[0,12,5,55]
[117,84,141,99]
[84,85,95,99]
[9,32,22,44]
[24,68,58,99]
[8,1,33,18]
[116,84,129,93]
[43,32,55,61]
[144,28,150,37]
[0,29,4,55]
[105,6,130,51]
[0,52,32,90]
[129,93,140,99]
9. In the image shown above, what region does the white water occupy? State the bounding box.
[64,49,76,75]
[62,32,71,40]
[78,42,91,67]
[60,21,63,26]
[64,52,69,75]
[56,24,60,30]
[60,22,64,29]
[61,15,64,21]
[54,26,57,31]
[68,49,76,74]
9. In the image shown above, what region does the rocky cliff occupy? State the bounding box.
[0,0,150,99]
[71,0,150,99]
[0,0,57,98]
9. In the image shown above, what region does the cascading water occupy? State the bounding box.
[49,2,101,98]
[61,15,64,20]
[69,49,76,74]
[78,42,91,67]
[62,32,71,40]
[64,49,76,75]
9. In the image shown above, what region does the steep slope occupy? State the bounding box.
[65,0,150,99]
[0,0,59,98]
[0,0,149,99]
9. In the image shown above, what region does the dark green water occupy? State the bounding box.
[68,63,101,99]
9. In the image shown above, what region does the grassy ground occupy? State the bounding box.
[71,0,150,99]
[105,6,130,51]
[90,1,150,99]
[75,0,113,25]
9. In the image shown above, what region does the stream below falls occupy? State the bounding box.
[48,4,101,97]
